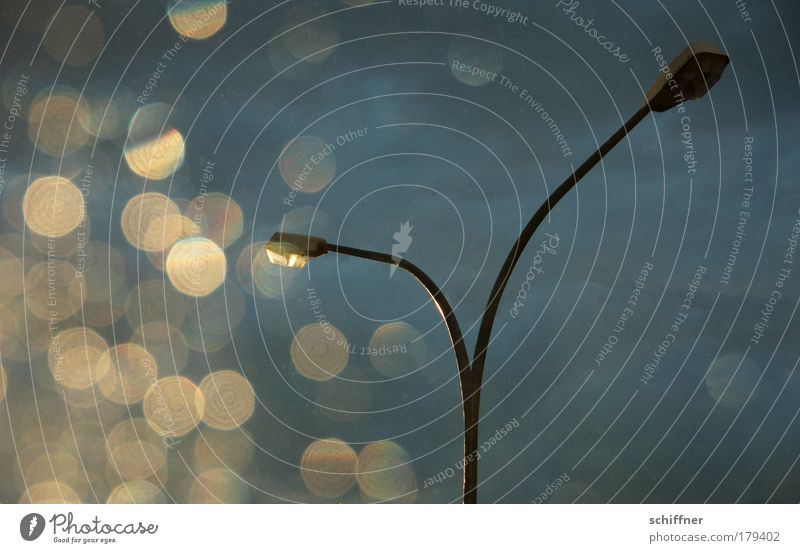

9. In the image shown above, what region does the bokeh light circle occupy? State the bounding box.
[97,344,159,405]
[48,327,109,390]
[279,136,336,194]
[300,439,357,498]
[23,176,85,238]
[168,0,228,40]
[121,192,183,252]
[166,237,227,297]
[290,323,349,381]
[199,370,256,430]
[143,376,205,437]
[356,441,416,502]
[368,322,427,378]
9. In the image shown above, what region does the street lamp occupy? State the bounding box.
[468,40,729,496]
[266,231,477,500]
[267,42,729,504]
[647,42,730,111]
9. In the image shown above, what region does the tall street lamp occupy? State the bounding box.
[266,42,729,504]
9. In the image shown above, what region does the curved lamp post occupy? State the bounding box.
[266,42,729,504]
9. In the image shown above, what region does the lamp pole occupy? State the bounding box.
[466,103,653,477]
[324,242,478,504]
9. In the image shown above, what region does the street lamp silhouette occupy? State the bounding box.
[266,42,729,504]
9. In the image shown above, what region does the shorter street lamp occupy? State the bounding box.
[266,231,474,500]
[266,41,730,504]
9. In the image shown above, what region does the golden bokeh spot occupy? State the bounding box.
[147,216,203,272]
[121,192,184,252]
[301,439,357,498]
[369,322,427,378]
[356,441,417,502]
[44,6,105,66]
[125,103,185,180]
[124,128,186,180]
[184,192,244,249]
[27,89,91,156]
[48,327,109,390]
[199,370,255,430]
[106,418,167,481]
[166,237,227,297]
[143,376,205,437]
[193,428,255,473]
[279,136,336,194]
[106,480,167,504]
[20,481,82,504]
[97,343,159,405]
[168,0,228,40]
[23,176,85,238]
[290,323,348,381]
[188,468,248,503]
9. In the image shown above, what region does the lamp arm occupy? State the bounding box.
[326,242,478,504]
[470,104,653,392]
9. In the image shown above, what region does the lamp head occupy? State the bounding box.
[265,232,328,269]
[647,42,730,112]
